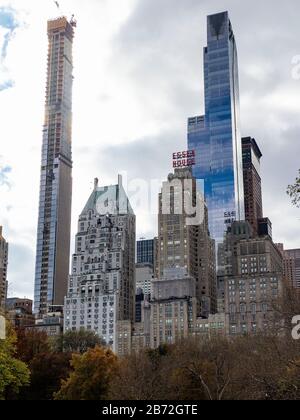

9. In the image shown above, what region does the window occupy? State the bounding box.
[229,304,236,314]
[241,324,247,334]
[240,304,246,314]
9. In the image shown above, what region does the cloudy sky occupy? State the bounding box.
[0,0,299,299]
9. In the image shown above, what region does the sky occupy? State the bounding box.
[0,0,299,299]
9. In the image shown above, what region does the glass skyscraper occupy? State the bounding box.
[34,17,76,315]
[188,12,245,264]
[137,239,155,266]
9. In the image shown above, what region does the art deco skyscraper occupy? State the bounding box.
[34,17,76,315]
[188,12,245,257]
[64,177,136,351]
[158,168,217,316]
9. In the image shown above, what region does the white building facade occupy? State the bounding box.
[64,177,136,352]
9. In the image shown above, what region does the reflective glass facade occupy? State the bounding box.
[188,12,245,267]
[137,239,155,266]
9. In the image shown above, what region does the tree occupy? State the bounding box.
[110,334,300,401]
[13,329,73,400]
[16,329,50,364]
[19,352,72,400]
[0,324,30,400]
[52,329,106,354]
[109,346,173,400]
[233,334,300,400]
[287,170,300,207]
[54,346,118,400]
[173,337,236,401]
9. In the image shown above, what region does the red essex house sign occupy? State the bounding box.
[173,150,196,168]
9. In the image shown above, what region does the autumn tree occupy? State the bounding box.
[110,334,300,401]
[16,329,50,364]
[0,324,30,400]
[52,329,105,354]
[233,333,300,400]
[19,352,72,400]
[109,345,174,400]
[54,346,118,400]
[269,279,300,335]
[12,329,74,400]
[170,337,237,401]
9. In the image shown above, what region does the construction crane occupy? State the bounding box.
[70,14,77,28]
[52,1,77,27]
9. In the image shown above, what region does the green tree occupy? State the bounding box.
[0,325,30,400]
[52,329,105,354]
[287,170,300,207]
[54,346,118,400]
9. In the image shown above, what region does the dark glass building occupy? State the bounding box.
[137,239,156,266]
[258,218,272,239]
[135,288,144,323]
[242,137,263,234]
[188,11,245,265]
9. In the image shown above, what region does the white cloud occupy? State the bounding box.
[0,0,300,299]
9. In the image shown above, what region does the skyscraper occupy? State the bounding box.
[158,167,217,316]
[136,263,153,296]
[34,17,76,315]
[277,245,300,289]
[242,137,263,234]
[64,177,136,351]
[223,221,283,336]
[150,268,198,348]
[137,239,156,266]
[0,226,8,311]
[284,249,300,289]
[188,12,245,258]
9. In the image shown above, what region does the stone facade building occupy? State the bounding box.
[158,168,217,317]
[64,177,136,352]
[222,222,283,335]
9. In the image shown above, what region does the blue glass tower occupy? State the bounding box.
[188,12,245,265]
